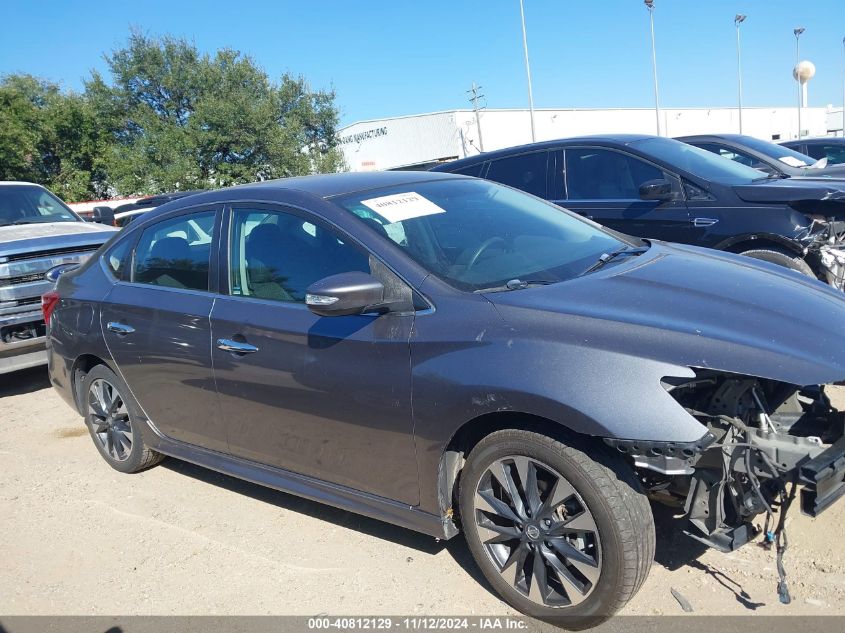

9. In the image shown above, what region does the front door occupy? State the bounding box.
[101,209,226,452]
[210,206,419,505]
[551,147,691,243]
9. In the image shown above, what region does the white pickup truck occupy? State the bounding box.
[0,182,116,374]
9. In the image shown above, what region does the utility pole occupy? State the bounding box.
[735,15,747,134]
[467,82,485,152]
[644,0,661,136]
[518,0,536,142]
[794,27,805,139]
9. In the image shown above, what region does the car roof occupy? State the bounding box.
[224,170,465,198]
[131,171,469,225]
[675,134,748,143]
[0,181,46,187]
[431,135,656,170]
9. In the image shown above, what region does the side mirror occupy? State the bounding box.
[638,179,676,201]
[45,262,80,283]
[92,206,115,226]
[305,271,385,317]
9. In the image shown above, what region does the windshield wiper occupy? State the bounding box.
[582,246,649,275]
[478,279,558,293]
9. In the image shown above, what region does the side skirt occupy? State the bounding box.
[150,433,453,540]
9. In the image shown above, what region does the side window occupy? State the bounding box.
[565,148,663,200]
[452,162,486,177]
[485,152,548,198]
[821,145,845,164]
[803,144,825,160]
[104,238,132,280]
[132,211,214,291]
[230,208,370,303]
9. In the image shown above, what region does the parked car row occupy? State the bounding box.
[432,134,845,290]
[39,164,845,626]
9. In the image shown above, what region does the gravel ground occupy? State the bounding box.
[0,367,843,617]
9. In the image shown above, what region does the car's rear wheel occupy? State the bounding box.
[82,365,164,473]
[458,429,654,627]
[739,248,815,278]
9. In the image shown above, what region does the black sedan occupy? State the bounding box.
[677,133,845,179]
[782,137,845,166]
[431,135,845,290]
[46,171,845,623]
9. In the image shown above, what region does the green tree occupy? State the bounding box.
[93,32,344,195]
[0,74,111,200]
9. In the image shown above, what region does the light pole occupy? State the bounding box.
[518,0,536,142]
[842,37,844,137]
[735,14,746,134]
[794,27,805,138]
[645,0,661,136]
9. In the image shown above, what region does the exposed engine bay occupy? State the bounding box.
[805,216,845,290]
[606,370,845,603]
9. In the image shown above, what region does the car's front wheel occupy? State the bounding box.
[458,429,654,627]
[82,364,164,473]
[739,247,815,278]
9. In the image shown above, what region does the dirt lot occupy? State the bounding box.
[1,366,843,617]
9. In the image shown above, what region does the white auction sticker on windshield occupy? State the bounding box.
[779,156,809,168]
[360,192,446,223]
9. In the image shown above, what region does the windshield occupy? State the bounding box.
[733,135,815,168]
[334,178,632,291]
[631,137,767,184]
[0,184,79,226]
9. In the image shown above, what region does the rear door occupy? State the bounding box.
[209,205,419,505]
[553,146,691,242]
[483,150,550,199]
[101,207,226,452]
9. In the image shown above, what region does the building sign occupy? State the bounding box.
[339,126,388,145]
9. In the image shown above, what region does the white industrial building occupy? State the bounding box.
[338,106,844,172]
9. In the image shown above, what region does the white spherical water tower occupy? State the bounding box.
[793,60,816,106]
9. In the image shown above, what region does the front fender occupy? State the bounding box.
[408,287,709,515]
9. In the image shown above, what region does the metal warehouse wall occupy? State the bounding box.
[338,111,461,172]
[338,106,833,171]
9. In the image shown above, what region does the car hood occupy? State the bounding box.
[732,178,845,218]
[486,242,845,386]
[0,221,117,257]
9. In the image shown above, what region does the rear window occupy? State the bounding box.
[132,212,214,291]
[451,162,486,177]
[485,152,548,198]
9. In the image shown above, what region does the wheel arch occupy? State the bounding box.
[70,354,115,415]
[436,411,605,533]
[714,233,805,257]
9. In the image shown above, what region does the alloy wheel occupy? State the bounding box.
[87,378,133,462]
[473,456,601,607]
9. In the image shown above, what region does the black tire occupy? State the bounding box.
[82,365,165,473]
[458,429,654,628]
[739,248,815,278]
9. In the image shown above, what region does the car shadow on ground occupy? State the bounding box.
[0,366,51,398]
[651,502,765,610]
[161,459,497,596]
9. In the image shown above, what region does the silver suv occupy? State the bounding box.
[0,181,116,373]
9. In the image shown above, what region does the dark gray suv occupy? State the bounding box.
[46,171,845,625]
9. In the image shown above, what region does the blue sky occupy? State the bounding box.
[2,1,843,126]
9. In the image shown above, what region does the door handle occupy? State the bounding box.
[693,217,719,227]
[107,322,135,335]
[216,338,259,354]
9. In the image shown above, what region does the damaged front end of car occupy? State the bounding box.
[799,216,845,290]
[793,197,845,290]
[606,369,845,602]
